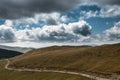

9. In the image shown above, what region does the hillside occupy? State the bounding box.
[0,60,90,80]
[0,49,22,59]
[9,43,120,75]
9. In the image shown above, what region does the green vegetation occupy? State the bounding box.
[0,60,90,80]
[10,43,120,75]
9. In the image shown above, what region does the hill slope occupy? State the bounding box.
[0,60,90,80]
[0,49,22,59]
[9,43,120,75]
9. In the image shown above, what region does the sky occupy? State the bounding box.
[0,0,120,48]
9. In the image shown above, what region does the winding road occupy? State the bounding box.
[5,59,109,80]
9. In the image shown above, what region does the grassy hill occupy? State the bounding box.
[9,43,120,75]
[0,49,22,59]
[0,60,90,80]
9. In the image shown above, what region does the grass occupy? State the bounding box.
[9,43,120,75]
[0,60,90,80]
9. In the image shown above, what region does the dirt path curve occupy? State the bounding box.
[5,59,109,80]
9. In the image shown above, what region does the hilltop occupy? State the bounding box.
[9,43,120,75]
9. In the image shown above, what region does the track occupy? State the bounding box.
[5,59,109,80]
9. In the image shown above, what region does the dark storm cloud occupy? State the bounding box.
[96,0,120,5]
[0,0,80,19]
[73,24,91,36]
[46,18,58,25]
[0,0,119,19]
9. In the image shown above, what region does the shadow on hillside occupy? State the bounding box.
[0,49,23,59]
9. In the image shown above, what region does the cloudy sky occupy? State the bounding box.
[0,0,120,48]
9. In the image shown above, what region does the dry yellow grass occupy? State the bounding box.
[9,43,120,75]
[0,60,90,80]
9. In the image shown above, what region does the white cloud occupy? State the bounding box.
[0,19,120,47]
[14,20,92,42]
[80,10,98,19]
[99,5,120,17]
[83,21,120,43]
[60,15,70,23]
[80,5,120,19]
[15,29,38,41]
[33,12,61,25]
[12,12,62,26]
[4,20,13,27]
[0,21,15,42]
[105,21,120,40]
[0,11,120,44]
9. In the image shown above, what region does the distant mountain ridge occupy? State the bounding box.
[0,45,34,53]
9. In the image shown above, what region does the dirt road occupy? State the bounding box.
[5,59,109,80]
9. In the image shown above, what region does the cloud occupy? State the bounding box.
[99,5,120,17]
[81,0,120,5]
[0,0,120,19]
[10,5,119,28]
[79,5,120,19]
[83,21,120,42]
[36,12,61,25]
[105,21,120,41]
[12,12,62,26]
[0,0,80,19]
[80,10,98,19]
[92,0,120,5]
[60,16,70,23]
[0,19,120,44]
[15,20,92,42]
[0,20,15,42]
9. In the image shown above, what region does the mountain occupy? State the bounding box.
[9,43,120,75]
[0,45,34,53]
[0,49,22,59]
